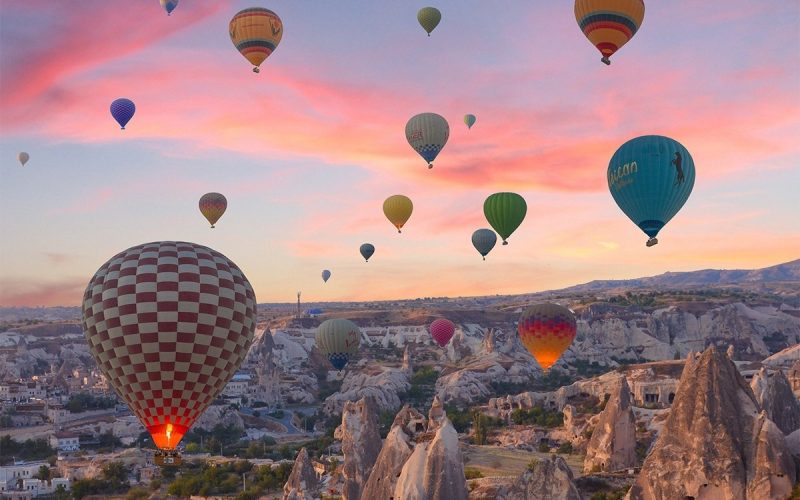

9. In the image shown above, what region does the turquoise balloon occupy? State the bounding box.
[608,135,695,243]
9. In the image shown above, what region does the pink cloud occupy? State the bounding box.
[0,278,86,307]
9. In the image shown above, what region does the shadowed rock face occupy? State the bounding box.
[583,376,637,473]
[361,405,425,500]
[750,367,800,435]
[283,447,319,500]
[628,346,796,500]
[334,397,381,500]
[508,455,581,500]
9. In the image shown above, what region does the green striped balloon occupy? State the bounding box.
[417,7,441,36]
[315,318,361,370]
[483,193,527,245]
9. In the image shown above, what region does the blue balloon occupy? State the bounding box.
[161,0,178,15]
[110,98,136,130]
[608,135,695,246]
[359,243,375,262]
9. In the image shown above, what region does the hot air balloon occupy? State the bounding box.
[574,0,645,65]
[464,114,476,129]
[471,229,497,260]
[110,98,135,130]
[359,243,375,262]
[406,113,449,169]
[199,192,227,228]
[383,195,413,233]
[322,270,331,283]
[316,318,360,370]
[483,193,527,245]
[82,241,256,465]
[517,303,577,370]
[229,7,283,73]
[429,318,455,347]
[607,135,695,247]
[159,0,178,15]
[17,152,29,167]
[417,7,441,36]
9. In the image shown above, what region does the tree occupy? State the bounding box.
[37,465,50,481]
[53,484,70,500]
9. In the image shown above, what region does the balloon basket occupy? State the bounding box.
[646,237,658,247]
[154,450,182,467]
[253,67,260,73]
[601,56,611,65]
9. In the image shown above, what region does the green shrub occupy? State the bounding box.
[464,467,484,479]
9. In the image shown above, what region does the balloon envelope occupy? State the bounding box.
[483,193,527,245]
[607,135,695,243]
[322,270,331,283]
[464,114,476,129]
[359,243,375,262]
[159,0,178,15]
[199,193,227,228]
[471,229,497,260]
[429,319,455,347]
[17,152,29,166]
[405,113,449,169]
[110,98,135,129]
[316,318,360,370]
[417,7,441,35]
[574,0,645,65]
[383,195,413,233]
[517,303,577,370]
[229,7,283,73]
[82,241,257,450]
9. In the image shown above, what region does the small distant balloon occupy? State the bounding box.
[199,192,227,228]
[110,98,135,130]
[17,152,29,167]
[429,318,455,347]
[383,195,413,233]
[159,0,178,15]
[417,7,441,36]
[359,243,375,262]
[405,113,449,169]
[464,114,476,129]
[471,229,497,260]
[322,270,331,283]
[229,7,283,73]
[483,192,527,245]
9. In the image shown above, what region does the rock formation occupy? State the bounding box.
[627,346,797,500]
[393,414,468,500]
[428,394,444,431]
[750,367,800,435]
[403,345,412,373]
[361,406,426,500]
[787,360,800,398]
[283,448,320,500]
[193,404,245,432]
[508,455,581,500]
[583,376,637,473]
[727,344,735,360]
[324,365,411,415]
[334,397,382,500]
[483,328,496,354]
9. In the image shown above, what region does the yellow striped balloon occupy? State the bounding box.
[316,319,361,370]
[574,0,644,65]
[417,7,441,36]
[383,195,413,233]
[229,7,283,73]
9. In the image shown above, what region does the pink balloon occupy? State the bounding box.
[429,319,455,347]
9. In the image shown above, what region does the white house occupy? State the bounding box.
[49,432,80,452]
[223,373,252,397]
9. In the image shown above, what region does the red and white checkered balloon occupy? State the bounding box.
[81,241,257,450]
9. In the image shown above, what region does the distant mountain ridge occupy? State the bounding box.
[557,259,800,294]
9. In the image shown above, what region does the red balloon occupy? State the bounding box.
[429,319,455,347]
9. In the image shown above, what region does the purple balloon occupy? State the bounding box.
[110,98,136,130]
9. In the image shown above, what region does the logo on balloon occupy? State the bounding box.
[608,161,638,191]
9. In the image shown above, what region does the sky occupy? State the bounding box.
[0,0,798,307]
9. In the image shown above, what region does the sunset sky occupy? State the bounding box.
[1,1,798,307]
